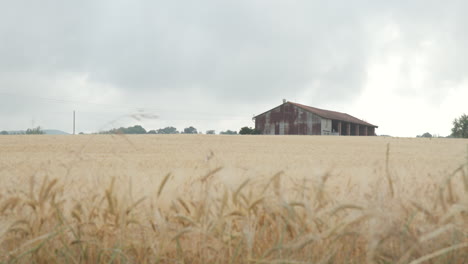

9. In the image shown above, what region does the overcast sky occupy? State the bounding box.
[1,1,467,136]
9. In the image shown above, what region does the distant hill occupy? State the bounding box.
[43,129,70,135]
[6,129,70,135]
[5,130,25,135]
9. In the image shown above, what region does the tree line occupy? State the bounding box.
[2,113,467,137]
[1,126,45,135]
[416,113,468,138]
[0,125,260,135]
[97,125,260,135]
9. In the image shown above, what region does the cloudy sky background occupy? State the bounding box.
[1,0,467,136]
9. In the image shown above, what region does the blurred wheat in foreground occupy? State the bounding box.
[0,135,467,263]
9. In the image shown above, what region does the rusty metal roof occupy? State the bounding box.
[289,102,378,127]
[254,102,378,128]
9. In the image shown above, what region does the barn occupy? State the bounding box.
[254,101,378,136]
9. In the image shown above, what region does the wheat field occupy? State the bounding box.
[0,135,467,263]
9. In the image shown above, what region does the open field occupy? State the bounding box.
[0,135,467,263]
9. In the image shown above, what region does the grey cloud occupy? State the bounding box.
[365,1,468,103]
[0,1,374,105]
[1,0,467,117]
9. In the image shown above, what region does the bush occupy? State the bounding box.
[206,130,215,135]
[0,131,8,135]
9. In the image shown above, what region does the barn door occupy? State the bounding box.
[279,122,285,135]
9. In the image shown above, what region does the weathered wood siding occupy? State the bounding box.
[255,103,323,135]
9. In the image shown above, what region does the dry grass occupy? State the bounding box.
[0,135,467,263]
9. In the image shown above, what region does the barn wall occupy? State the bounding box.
[255,103,323,135]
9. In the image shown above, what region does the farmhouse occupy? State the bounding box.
[254,101,378,136]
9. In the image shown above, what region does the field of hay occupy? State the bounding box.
[0,135,467,263]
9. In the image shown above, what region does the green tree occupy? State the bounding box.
[206,130,215,134]
[417,132,432,138]
[157,127,179,134]
[147,130,157,134]
[451,114,468,138]
[125,125,147,134]
[183,126,198,134]
[26,126,44,135]
[0,131,8,135]
[239,126,260,135]
[100,125,147,134]
[220,130,237,135]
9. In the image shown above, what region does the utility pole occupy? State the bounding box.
[73,111,75,135]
